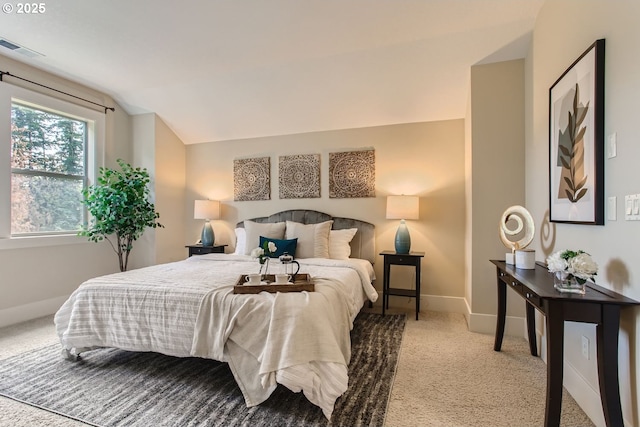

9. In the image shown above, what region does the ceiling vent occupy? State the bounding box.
[0,37,44,58]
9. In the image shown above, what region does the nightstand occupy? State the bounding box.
[380,250,425,320]
[186,244,227,257]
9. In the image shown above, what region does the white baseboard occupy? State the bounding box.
[466,310,526,338]
[0,295,68,328]
[422,295,526,338]
[420,294,467,313]
[563,360,606,427]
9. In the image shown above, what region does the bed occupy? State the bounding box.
[54,210,378,419]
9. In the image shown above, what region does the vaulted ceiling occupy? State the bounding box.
[0,0,543,144]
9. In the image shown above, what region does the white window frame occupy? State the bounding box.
[0,83,105,249]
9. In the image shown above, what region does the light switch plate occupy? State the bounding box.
[625,195,633,219]
[625,195,640,220]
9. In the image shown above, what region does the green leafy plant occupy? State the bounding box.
[79,159,163,271]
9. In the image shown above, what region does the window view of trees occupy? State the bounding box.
[11,102,87,234]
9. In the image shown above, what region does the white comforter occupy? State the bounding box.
[54,254,377,419]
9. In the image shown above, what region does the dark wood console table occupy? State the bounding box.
[491,260,639,427]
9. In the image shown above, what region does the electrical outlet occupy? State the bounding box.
[581,336,590,360]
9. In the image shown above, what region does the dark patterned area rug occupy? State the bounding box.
[0,312,405,427]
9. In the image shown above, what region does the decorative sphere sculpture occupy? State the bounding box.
[499,205,534,252]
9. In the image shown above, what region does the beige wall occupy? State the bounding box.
[154,116,186,264]
[466,59,526,332]
[130,113,186,269]
[130,114,157,269]
[0,54,133,327]
[528,1,640,425]
[185,121,466,309]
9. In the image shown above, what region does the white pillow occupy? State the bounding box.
[243,220,286,255]
[329,228,358,259]
[285,220,333,258]
[232,228,246,255]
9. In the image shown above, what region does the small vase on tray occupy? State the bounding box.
[259,257,270,278]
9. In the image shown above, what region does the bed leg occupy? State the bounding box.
[62,348,82,361]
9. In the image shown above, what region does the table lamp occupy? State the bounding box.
[194,200,220,246]
[386,195,419,254]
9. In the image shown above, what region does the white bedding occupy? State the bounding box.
[54,254,377,419]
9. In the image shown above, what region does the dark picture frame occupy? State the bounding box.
[549,39,605,225]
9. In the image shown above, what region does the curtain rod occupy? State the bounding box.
[0,70,115,114]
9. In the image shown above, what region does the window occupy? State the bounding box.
[0,84,104,245]
[11,102,87,234]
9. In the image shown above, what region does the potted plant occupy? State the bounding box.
[79,159,163,271]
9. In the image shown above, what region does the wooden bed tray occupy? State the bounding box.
[233,273,315,294]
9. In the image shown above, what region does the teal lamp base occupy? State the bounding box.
[201,220,215,247]
[394,219,411,254]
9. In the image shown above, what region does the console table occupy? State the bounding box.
[491,260,639,427]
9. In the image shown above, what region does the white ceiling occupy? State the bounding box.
[0,0,543,144]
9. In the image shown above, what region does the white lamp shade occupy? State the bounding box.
[386,195,419,220]
[194,200,220,220]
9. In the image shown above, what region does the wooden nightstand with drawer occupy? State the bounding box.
[186,244,227,257]
[380,250,425,320]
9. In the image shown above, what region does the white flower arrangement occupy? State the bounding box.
[250,246,264,259]
[546,249,598,284]
[251,240,277,274]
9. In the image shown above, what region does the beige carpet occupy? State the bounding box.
[384,310,594,427]
[0,311,594,427]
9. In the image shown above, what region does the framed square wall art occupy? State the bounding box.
[279,154,321,199]
[234,157,271,201]
[549,39,605,225]
[329,149,375,198]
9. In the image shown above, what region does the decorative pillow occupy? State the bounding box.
[329,228,358,260]
[259,236,298,258]
[285,220,333,259]
[233,228,246,255]
[243,220,286,255]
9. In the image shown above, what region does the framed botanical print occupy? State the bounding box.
[549,39,605,225]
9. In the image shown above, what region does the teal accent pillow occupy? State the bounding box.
[259,236,298,258]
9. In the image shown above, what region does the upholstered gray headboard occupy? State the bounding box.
[237,209,375,264]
